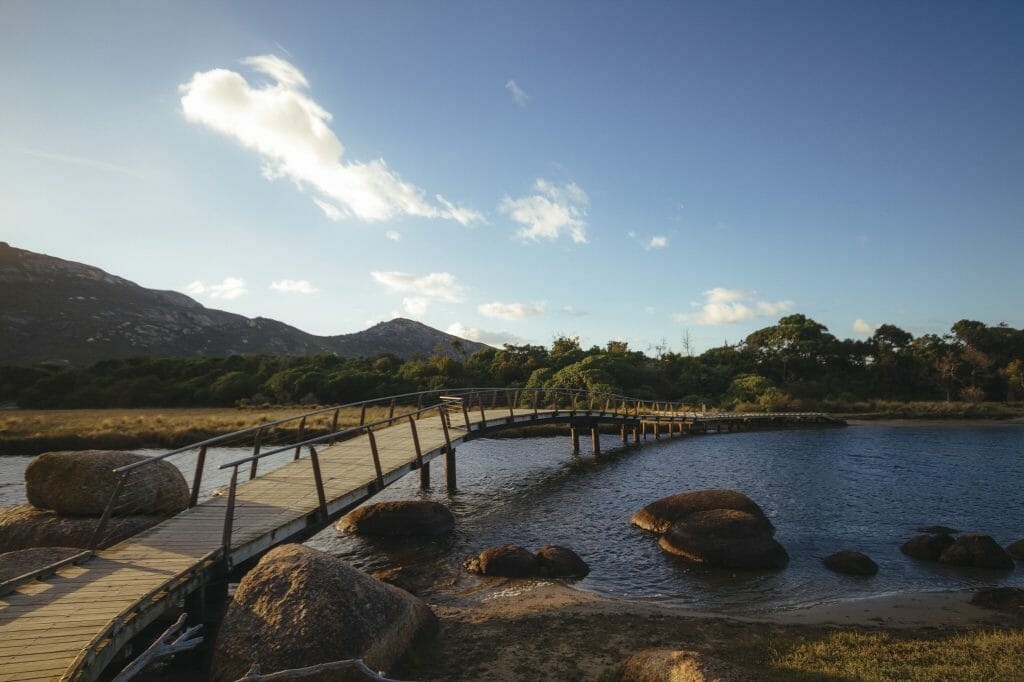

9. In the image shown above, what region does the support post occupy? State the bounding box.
[419,461,431,488]
[249,428,263,480]
[293,416,307,461]
[308,446,329,521]
[591,427,601,455]
[222,466,239,562]
[328,409,340,445]
[367,430,384,488]
[620,425,627,444]
[570,426,580,456]
[189,445,207,508]
[633,426,640,443]
[445,447,457,492]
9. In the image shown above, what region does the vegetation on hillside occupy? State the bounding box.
[2,316,1022,413]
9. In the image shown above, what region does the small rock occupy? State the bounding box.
[470,545,539,577]
[25,450,188,516]
[901,533,955,561]
[971,587,1024,611]
[658,509,788,570]
[617,648,734,681]
[336,500,454,537]
[630,489,773,534]
[823,550,878,576]
[371,564,447,596]
[938,534,1014,570]
[1006,539,1024,560]
[534,545,589,579]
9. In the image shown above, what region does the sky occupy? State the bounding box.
[2,1,1022,354]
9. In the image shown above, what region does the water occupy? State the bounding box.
[3,423,1022,613]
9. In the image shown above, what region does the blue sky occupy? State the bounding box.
[2,1,1022,353]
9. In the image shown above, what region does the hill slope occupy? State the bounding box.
[0,242,487,365]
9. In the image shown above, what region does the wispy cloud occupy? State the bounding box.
[561,305,587,318]
[270,279,318,295]
[370,271,465,302]
[505,79,530,107]
[478,301,544,320]
[179,55,482,225]
[403,297,429,316]
[385,231,401,242]
[446,322,526,347]
[23,148,138,177]
[852,318,878,335]
[674,287,793,325]
[499,179,589,243]
[647,235,668,249]
[185,277,248,301]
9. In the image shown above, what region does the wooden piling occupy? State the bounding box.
[420,461,431,488]
[591,427,601,455]
[445,446,457,492]
[570,426,580,456]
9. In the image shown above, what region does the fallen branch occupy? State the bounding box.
[235,659,407,681]
[111,613,203,681]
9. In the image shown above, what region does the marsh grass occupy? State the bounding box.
[0,405,417,454]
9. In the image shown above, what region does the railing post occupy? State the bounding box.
[249,427,263,480]
[477,392,487,427]
[359,403,367,426]
[89,473,128,550]
[222,466,239,563]
[570,393,577,415]
[367,429,384,488]
[507,390,515,419]
[388,399,396,420]
[408,416,423,470]
[293,416,307,461]
[189,445,207,508]
[308,446,329,522]
[461,398,472,432]
[328,409,340,445]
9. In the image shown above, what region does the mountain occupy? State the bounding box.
[0,242,487,366]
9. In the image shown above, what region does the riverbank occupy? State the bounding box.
[398,579,1024,680]
[3,402,1022,455]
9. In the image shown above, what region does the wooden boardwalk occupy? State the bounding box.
[0,397,842,681]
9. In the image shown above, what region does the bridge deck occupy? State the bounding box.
[0,406,837,681]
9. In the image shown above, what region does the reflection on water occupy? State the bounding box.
[3,424,1022,613]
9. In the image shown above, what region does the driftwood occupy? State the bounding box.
[234,660,407,681]
[111,613,203,681]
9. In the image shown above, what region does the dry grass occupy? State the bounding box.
[0,405,418,454]
[767,629,1024,681]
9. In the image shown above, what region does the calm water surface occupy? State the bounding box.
[3,423,1022,613]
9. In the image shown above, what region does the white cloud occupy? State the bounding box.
[499,179,589,243]
[270,279,318,295]
[185,277,248,301]
[403,297,429,316]
[853,318,878,335]
[446,322,526,348]
[505,79,530,107]
[647,235,668,249]
[385,230,401,242]
[561,305,587,318]
[179,55,482,226]
[478,302,544,320]
[626,230,637,239]
[674,288,793,325]
[370,271,465,302]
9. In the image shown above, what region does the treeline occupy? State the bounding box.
[2,315,1022,410]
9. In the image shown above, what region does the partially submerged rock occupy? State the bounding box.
[336,500,454,537]
[658,509,789,570]
[534,545,589,579]
[900,533,955,561]
[469,544,539,578]
[0,547,81,582]
[630,489,772,534]
[1006,539,1024,560]
[0,504,166,552]
[25,450,188,517]
[823,550,878,576]
[938,534,1014,570]
[210,544,436,682]
[617,648,734,681]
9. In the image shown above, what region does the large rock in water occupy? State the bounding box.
[0,547,81,582]
[0,504,166,552]
[938,534,1015,570]
[466,544,540,577]
[630,489,773,534]
[658,509,788,570]
[336,500,454,537]
[25,450,188,516]
[534,545,589,579]
[210,544,436,682]
[1006,539,1024,560]
[823,550,879,576]
[901,533,955,561]
[617,648,734,681]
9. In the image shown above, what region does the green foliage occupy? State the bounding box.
[3,317,1022,410]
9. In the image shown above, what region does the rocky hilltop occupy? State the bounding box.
[0,242,486,365]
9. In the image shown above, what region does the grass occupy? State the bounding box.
[760,629,1024,681]
[0,405,417,455]
[828,400,1024,420]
